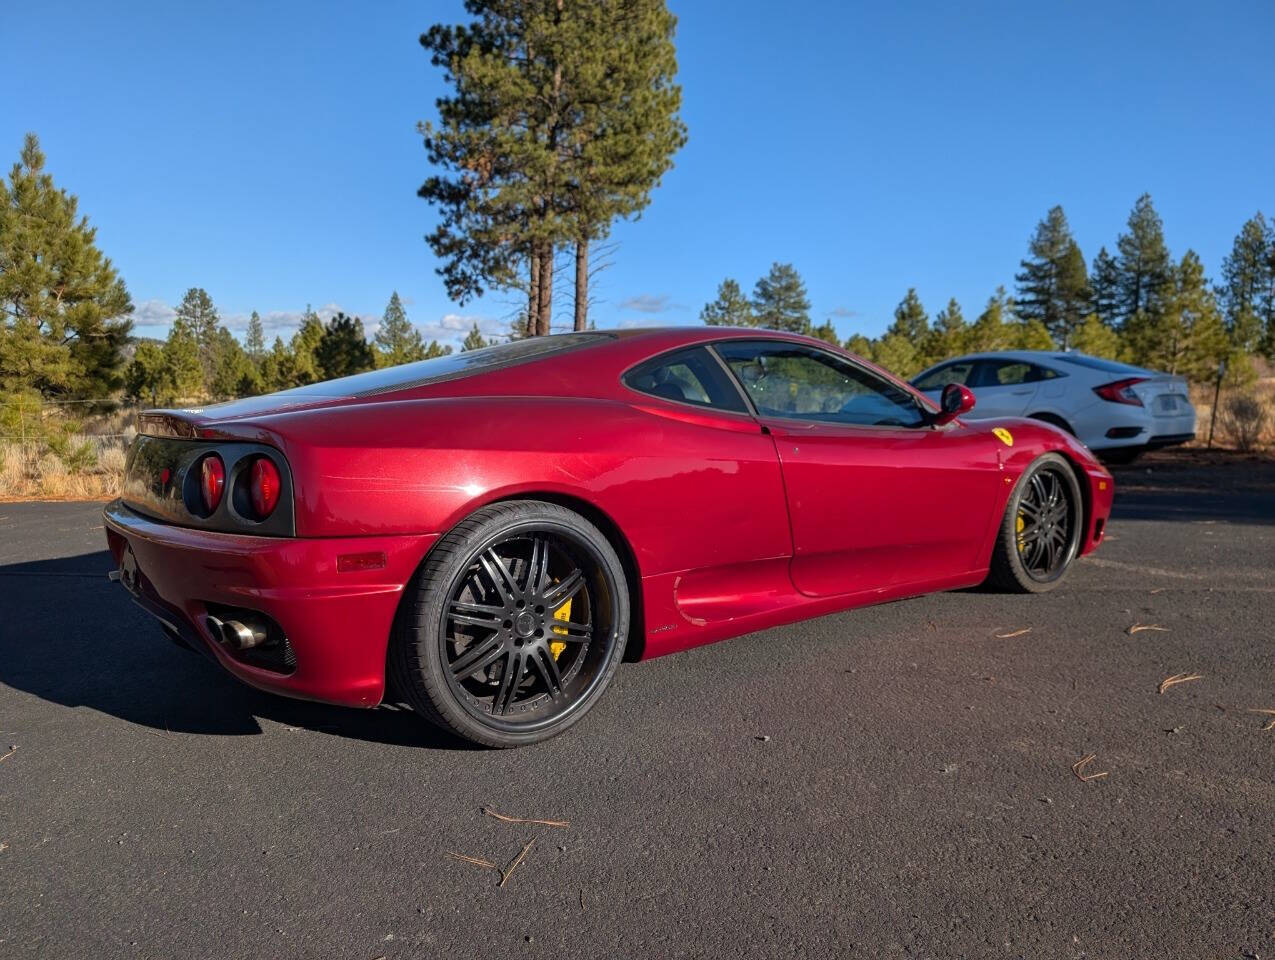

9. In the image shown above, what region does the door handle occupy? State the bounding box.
[1011,389,1033,395]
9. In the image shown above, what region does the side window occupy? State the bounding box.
[623,346,748,413]
[976,360,1034,387]
[715,340,926,428]
[913,360,975,390]
[1031,364,1062,381]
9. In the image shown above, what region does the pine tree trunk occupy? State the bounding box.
[527,250,540,339]
[574,238,588,331]
[536,243,553,337]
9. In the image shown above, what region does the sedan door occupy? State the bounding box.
[966,359,1041,418]
[714,340,1002,598]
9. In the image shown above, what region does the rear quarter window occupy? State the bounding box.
[623,346,748,413]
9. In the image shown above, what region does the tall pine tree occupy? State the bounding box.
[888,288,929,343]
[1090,246,1121,327]
[373,291,428,367]
[1173,250,1230,383]
[701,278,753,327]
[314,313,374,380]
[1015,206,1091,347]
[965,287,1013,352]
[285,307,326,385]
[751,263,811,333]
[1218,212,1270,353]
[420,1,687,337]
[244,311,266,361]
[461,322,490,352]
[1115,193,1172,327]
[0,133,132,397]
[559,1,687,330]
[173,287,220,392]
[926,297,966,360]
[161,317,203,401]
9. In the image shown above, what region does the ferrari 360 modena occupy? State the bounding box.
[104,327,1114,746]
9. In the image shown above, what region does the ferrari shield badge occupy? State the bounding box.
[993,427,1014,447]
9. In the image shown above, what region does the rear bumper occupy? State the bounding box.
[1146,432,1195,449]
[103,499,437,707]
[1075,397,1196,452]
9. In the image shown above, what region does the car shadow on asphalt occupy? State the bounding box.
[1106,452,1275,525]
[0,550,479,750]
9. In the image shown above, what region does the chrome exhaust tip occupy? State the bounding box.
[221,619,267,650]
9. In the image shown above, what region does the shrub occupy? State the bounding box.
[99,445,127,475]
[1220,392,1269,452]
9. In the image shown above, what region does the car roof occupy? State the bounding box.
[926,349,1064,364]
[913,349,1103,375]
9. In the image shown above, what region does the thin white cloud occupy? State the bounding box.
[619,293,673,314]
[828,306,859,319]
[128,298,504,349]
[128,298,176,329]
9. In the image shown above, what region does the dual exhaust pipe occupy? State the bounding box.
[206,614,268,650]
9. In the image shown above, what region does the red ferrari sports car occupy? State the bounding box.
[104,327,1113,746]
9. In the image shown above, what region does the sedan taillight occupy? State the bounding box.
[200,455,225,513]
[250,457,281,519]
[1093,377,1147,406]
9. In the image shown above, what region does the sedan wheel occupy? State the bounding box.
[986,453,1084,593]
[391,501,629,747]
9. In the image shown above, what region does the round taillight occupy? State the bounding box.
[250,457,281,519]
[200,455,225,513]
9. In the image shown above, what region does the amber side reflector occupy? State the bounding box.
[337,551,387,573]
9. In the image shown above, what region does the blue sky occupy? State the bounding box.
[4,1,1273,347]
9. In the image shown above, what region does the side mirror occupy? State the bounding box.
[933,383,975,425]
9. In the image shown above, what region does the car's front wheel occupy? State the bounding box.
[985,453,1084,593]
[390,500,629,747]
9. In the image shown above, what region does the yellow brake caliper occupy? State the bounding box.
[550,597,571,660]
[1016,512,1026,553]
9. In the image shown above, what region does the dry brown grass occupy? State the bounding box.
[1189,375,1275,451]
[0,436,126,501]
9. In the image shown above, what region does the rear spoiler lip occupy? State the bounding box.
[135,412,289,449]
[137,411,208,439]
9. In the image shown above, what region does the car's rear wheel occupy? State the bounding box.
[985,453,1084,593]
[390,500,629,748]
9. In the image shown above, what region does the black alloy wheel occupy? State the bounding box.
[986,453,1084,593]
[1014,465,1077,581]
[391,501,628,747]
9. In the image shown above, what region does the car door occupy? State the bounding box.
[967,359,1041,418]
[714,340,1002,598]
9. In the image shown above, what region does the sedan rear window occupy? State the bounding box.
[1053,354,1146,375]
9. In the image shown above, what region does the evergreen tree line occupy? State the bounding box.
[0,132,501,407]
[704,195,1275,385]
[123,289,464,405]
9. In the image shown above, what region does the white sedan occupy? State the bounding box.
[910,350,1196,463]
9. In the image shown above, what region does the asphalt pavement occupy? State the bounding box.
[1,455,1273,959]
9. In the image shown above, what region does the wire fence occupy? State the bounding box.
[0,396,149,445]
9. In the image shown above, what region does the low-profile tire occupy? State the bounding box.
[984,453,1084,594]
[390,500,629,748]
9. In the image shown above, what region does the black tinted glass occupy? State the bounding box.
[623,346,748,413]
[716,340,925,427]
